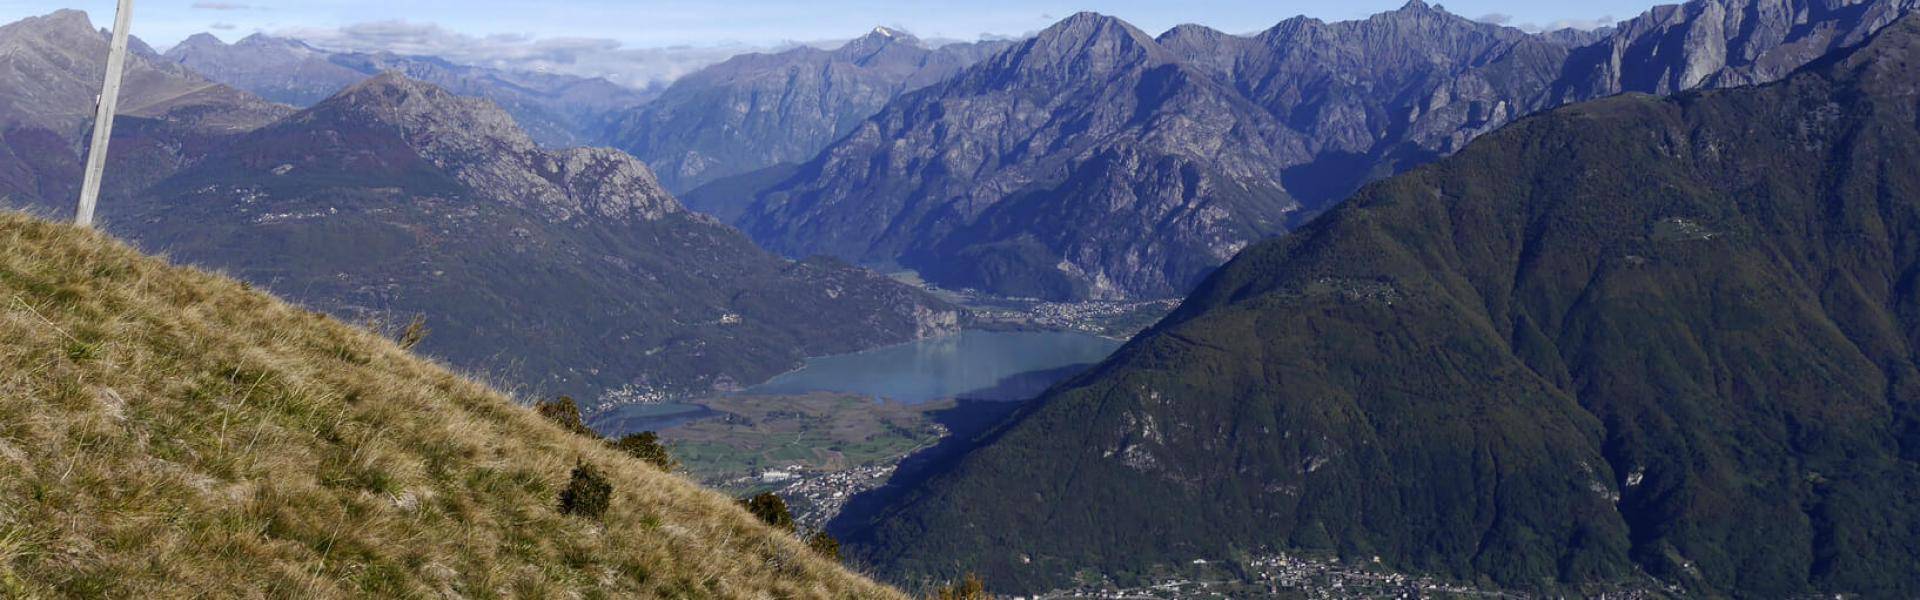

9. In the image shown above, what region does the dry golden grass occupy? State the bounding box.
[0,212,905,599]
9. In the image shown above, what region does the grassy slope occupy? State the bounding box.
[0,212,901,599]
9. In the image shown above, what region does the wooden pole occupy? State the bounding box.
[75,0,135,228]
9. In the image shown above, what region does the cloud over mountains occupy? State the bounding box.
[275,20,800,88]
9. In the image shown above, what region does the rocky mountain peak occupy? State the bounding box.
[31,8,92,32]
[1156,23,1231,44]
[859,26,922,46]
[171,32,227,52]
[990,11,1170,81]
[836,25,930,63]
[313,71,538,155]
[0,9,100,48]
[295,72,683,223]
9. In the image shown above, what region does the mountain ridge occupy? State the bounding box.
[705,0,1920,302]
[112,73,961,406]
[602,28,1013,192]
[836,13,1920,597]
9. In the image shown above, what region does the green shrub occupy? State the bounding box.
[558,463,612,519]
[535,396,595,437]
[613,431,679,472]
[739,492,793,533]
[806,530,841,562]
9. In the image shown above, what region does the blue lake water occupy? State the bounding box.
[591,330,1123,435]
[745,330,1123,403]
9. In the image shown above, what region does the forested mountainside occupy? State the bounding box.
[838,14,1920,598]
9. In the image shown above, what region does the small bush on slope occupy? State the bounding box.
[0,213,901,598]
[613,431,681,472]
[741,493,796,534]
[558,463,613,519]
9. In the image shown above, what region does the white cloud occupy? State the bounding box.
[1476,11,1614,33]
[275,20,788,89]
[1533,16,1617,32]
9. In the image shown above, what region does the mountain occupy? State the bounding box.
[708,0,1920,303]
[1554,0,1920,99]
[0,211,900,597]
[719,5,1564,302]
[163,33,655,147]
[1157,0,1573,204]
[603,29,1013,192]
[108,73,959,405]
[730,13,1303,301]
[0,10,287,139]
[836,14,1920,598]
[0,10,290,211]
[162,33,367,106]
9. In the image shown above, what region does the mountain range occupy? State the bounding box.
[835,12,1920,597]
[112,73,961,404]
[0,10,289,211]
[164,32,656,147]
[706,0,1920,302]
[601,28,1013,193]
[0,10,960,407]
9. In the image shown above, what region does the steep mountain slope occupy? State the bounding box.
[111,73,958,406]
[838,15,1920,598]
[0,10,290,211]
[1554,0,1920,99]
[164,33,654,147]
[714,0,1920,303]
[604,29,1010,192]
[0,212,899,597]
[735,13,1303,301]
[1159,0,1572,205]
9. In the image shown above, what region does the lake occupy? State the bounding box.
[745,330,1123,403]
[591,330,1123,435]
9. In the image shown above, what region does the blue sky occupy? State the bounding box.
[0,0,1665,86]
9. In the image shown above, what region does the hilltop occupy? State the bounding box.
[0,212,899,598]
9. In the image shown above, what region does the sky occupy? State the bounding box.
[0,0,1661,87]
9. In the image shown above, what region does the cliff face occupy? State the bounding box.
[1555,0,1920,98]
[603,30,1012,192]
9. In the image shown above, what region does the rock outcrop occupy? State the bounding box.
[602,29,1012,192]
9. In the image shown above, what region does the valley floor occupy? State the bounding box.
[1033,554,1677,600]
